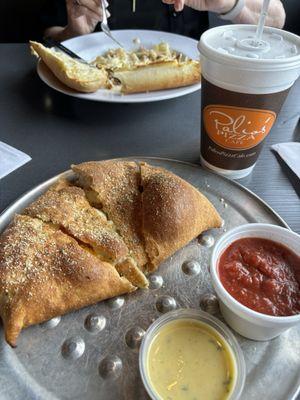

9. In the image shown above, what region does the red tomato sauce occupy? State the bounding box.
[218,237,300,316]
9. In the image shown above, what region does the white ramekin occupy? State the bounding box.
[210,223,300,341]
[139,309,246,400]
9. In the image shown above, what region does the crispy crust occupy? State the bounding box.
[24,179,128,262]
[115,257,149,288]
[30,41,107,93]
[113,60,200,94]
[0,215,135,346]
[24,179,148,288]
[140,162,222,272]
[0,160,222,346]
[72,161,149,270]
[73,160,221,273]
[30,41,200,94]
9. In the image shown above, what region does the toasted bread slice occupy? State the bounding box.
[114,60,200,94]
[94,43,200,94]
[30,41,107,93]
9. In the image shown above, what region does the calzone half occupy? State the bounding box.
[0,215,135,346]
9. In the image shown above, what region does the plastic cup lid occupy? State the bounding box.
[199,25,300,71]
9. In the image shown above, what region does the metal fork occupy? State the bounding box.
[100,0,124,48]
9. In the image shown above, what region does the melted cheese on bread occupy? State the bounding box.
[93,42,189,72]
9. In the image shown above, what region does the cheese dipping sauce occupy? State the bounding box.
[146,318,236,400]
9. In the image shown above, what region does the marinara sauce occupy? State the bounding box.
[218,238,300,316]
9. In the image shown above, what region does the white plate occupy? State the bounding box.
[37,29,201,103]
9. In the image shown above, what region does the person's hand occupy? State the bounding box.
[162,0,236,14]
[65,0,105,37]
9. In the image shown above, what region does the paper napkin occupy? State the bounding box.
[271,142,300,180]
[0,141,31,180]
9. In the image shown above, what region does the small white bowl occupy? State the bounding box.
[210,223,300,341]
[139,309,246,400]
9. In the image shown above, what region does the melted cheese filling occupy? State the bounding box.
[93,42,188,72]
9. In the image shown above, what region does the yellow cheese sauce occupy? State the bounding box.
[146,319,236,400]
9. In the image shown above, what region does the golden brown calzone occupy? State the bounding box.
[0,161,222,346]
[0,215,135,346]
[72,161,149,270]
[140,162,222,272]
[24,179,148,288]
[72,161,222,272]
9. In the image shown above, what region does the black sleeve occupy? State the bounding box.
[39,0,209,40]
[108,0,209,40]
[171,7,209,40]
[40,0,68,35]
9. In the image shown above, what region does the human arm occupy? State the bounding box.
[162,0,286,29]
[44,0,104,41]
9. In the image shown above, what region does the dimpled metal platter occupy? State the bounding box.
[0,157,299,400]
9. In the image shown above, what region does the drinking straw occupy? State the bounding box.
[254,0,271,45]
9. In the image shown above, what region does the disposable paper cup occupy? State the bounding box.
[210,223,300,341]
[198,25,300,179]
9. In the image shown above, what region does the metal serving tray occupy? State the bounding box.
[0,158,299,400]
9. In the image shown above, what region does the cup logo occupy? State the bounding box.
[203,105,276,150]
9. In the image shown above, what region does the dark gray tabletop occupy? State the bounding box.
[0,43,300,234]
[0,43,300,400]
